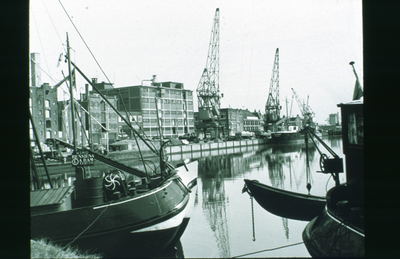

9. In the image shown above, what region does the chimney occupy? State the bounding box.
[151,75,157,86]
[91,78,98,84]
[30,53,41,87]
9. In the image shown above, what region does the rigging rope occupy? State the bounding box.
[41,0,65,51]
[62,202,111,249]
[32,11,51,81]
[232,241,305,258]
[58,0,158,154]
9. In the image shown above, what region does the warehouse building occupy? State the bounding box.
[91,76,195,139]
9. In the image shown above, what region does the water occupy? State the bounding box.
[180,136,345,258]
[33,136,344,258]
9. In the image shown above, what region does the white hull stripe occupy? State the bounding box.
[326,206,365,237]
[130,206,186,233]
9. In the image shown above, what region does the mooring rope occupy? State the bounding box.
[232,241,305,258]
[63,202,111,249]
[250,196,256,241]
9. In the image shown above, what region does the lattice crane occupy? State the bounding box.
[264,48,281,131]
[196,8,223,138]
[291,88,315,125]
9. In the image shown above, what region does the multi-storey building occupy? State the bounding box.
[329,113,340,125]
[287,114,303,128]
[79,85,119,148]
[92,77,195,139]
[242,109,263,133]
[30,83,60,146]
[29,53,60,147]
[195,108,263,138]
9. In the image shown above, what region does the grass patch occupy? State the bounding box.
[31,238,103,258]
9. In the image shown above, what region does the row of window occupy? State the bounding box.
[244,126,262,131]
[141,88,192,97]
[141,98,193,105]
[35,110,57,118]
[30,129,58,138]
[30,98,57,107]
[244,120,261,125]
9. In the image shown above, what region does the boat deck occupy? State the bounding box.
[31,186,74,214]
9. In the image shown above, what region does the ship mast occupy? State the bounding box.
[66,33,78,153]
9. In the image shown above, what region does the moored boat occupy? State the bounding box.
[302,184,364,257]
[269,125,305,144]
[243,179,326,221]
[302,68,364,257]
[30,35,198,258]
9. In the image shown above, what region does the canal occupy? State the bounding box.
[33,136,344,258]
[180,136,344,258]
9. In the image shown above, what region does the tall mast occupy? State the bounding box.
[66,33,77,153]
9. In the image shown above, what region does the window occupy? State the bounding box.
[100,101,106,111]
[29,98,32,107]
[45,100,50,108]
[46,121,51,128]
[45,110,50,118]
[348,112,363,145]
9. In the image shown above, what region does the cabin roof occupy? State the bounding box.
[337,97,363,107]
[30,186,74,207]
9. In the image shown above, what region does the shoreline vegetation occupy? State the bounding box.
[31,239,103,259]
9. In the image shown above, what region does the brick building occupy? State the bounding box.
[78,87,119,149]
[29,53,60,147]
[30,83,60,145]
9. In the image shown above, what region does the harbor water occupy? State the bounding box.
[180,136,345,258]
[35,136,344,258]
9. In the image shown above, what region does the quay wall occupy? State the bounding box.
[165,138,269,161]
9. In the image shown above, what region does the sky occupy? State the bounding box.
[29,0,363,124]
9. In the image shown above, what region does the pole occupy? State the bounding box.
[87,84,93,150]
[66,33,77,154]
[305,127,311,194]
[30,112,53,188]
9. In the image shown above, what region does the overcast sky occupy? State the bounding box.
[29,0,362,124]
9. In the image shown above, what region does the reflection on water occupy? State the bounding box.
[184,136,344,258]
[32,136,344,257]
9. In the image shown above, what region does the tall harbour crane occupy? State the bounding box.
[196,8,223,139]
[264,48,281,132]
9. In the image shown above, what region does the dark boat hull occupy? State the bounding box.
[302,184,364,257]
[31,177,190,258]
[270,131,306,144]
[244,179,326,221]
